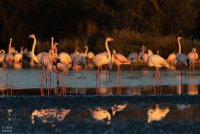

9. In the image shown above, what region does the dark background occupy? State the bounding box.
[0,0,199,53]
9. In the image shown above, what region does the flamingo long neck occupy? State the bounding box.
[51,38,54,49]
[31,36,39,63]
[105,40,111,62]
[178,38,181,54]
[8,39,12,53]
[84,46,88,57]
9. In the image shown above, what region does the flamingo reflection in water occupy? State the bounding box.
[90,103,127,125]
[31,108,70,124]
[147,104,169,123]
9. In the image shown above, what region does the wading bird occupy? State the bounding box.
[148,49,169,94]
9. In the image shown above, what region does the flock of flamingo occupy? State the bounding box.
[0,34,199,95]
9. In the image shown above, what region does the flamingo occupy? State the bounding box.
[4,38,14,66]
[139,45,148,63]
[187,48,198,70]
[3,38,15,95]
[86,48,95,69]
[13,46,23,69]
[167,52,176,64]
[127,52,139,71]
[148,49,169,94]
[176,36,190,77]
[92,37,113,81]
[112,49,130,80]
[72,45,87,72]
[147,104,169,123]
[53,52,72,95]
[0,49,5,64]
[29,34,56,95]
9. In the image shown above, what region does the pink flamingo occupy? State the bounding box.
[139,45,148,63]
[148,49,169,95]
[187,48,198,70]
[112,49,130,80]
[29,34,56,96]
[92,37,113,90]
[3,38,15,95]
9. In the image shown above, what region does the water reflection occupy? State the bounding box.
[147,104,169,123]
[31,108,70,124]
[90,103,127,125]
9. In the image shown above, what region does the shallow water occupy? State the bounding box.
[0,66,200,133]
[0,67,200,93]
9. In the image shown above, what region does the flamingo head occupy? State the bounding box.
[10,38,12,42]
[106,37,114,42]
[112,49,116,54]
[51,36,54,41]
[29,34,35,38]
[192,48,196,52]
[178,36,182,41]
[84,45,88,49]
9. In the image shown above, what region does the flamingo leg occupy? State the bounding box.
[40,67,46,86]
[157,68,162,95]
[96,67,101,95]
[154,69,157,95]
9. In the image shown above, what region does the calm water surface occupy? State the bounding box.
[0,66,200,133]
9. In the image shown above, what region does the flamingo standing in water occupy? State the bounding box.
[148,49,169,94]
[112,49,130,80]
[3,38,15,95]
[4,38,14,66]
[72,45,87,73]
[187,48,198,70]
[176,36,189,77]
[92,37,113,84]
[53,48,72,95]
[127,52,139,71]
[29,34,56,96]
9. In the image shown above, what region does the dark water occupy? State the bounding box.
[0,96,200,134]
[0,66,200,133]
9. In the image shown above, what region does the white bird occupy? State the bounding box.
[148,49,169,94]
[147,104,169,123]
[92,37,113,81]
